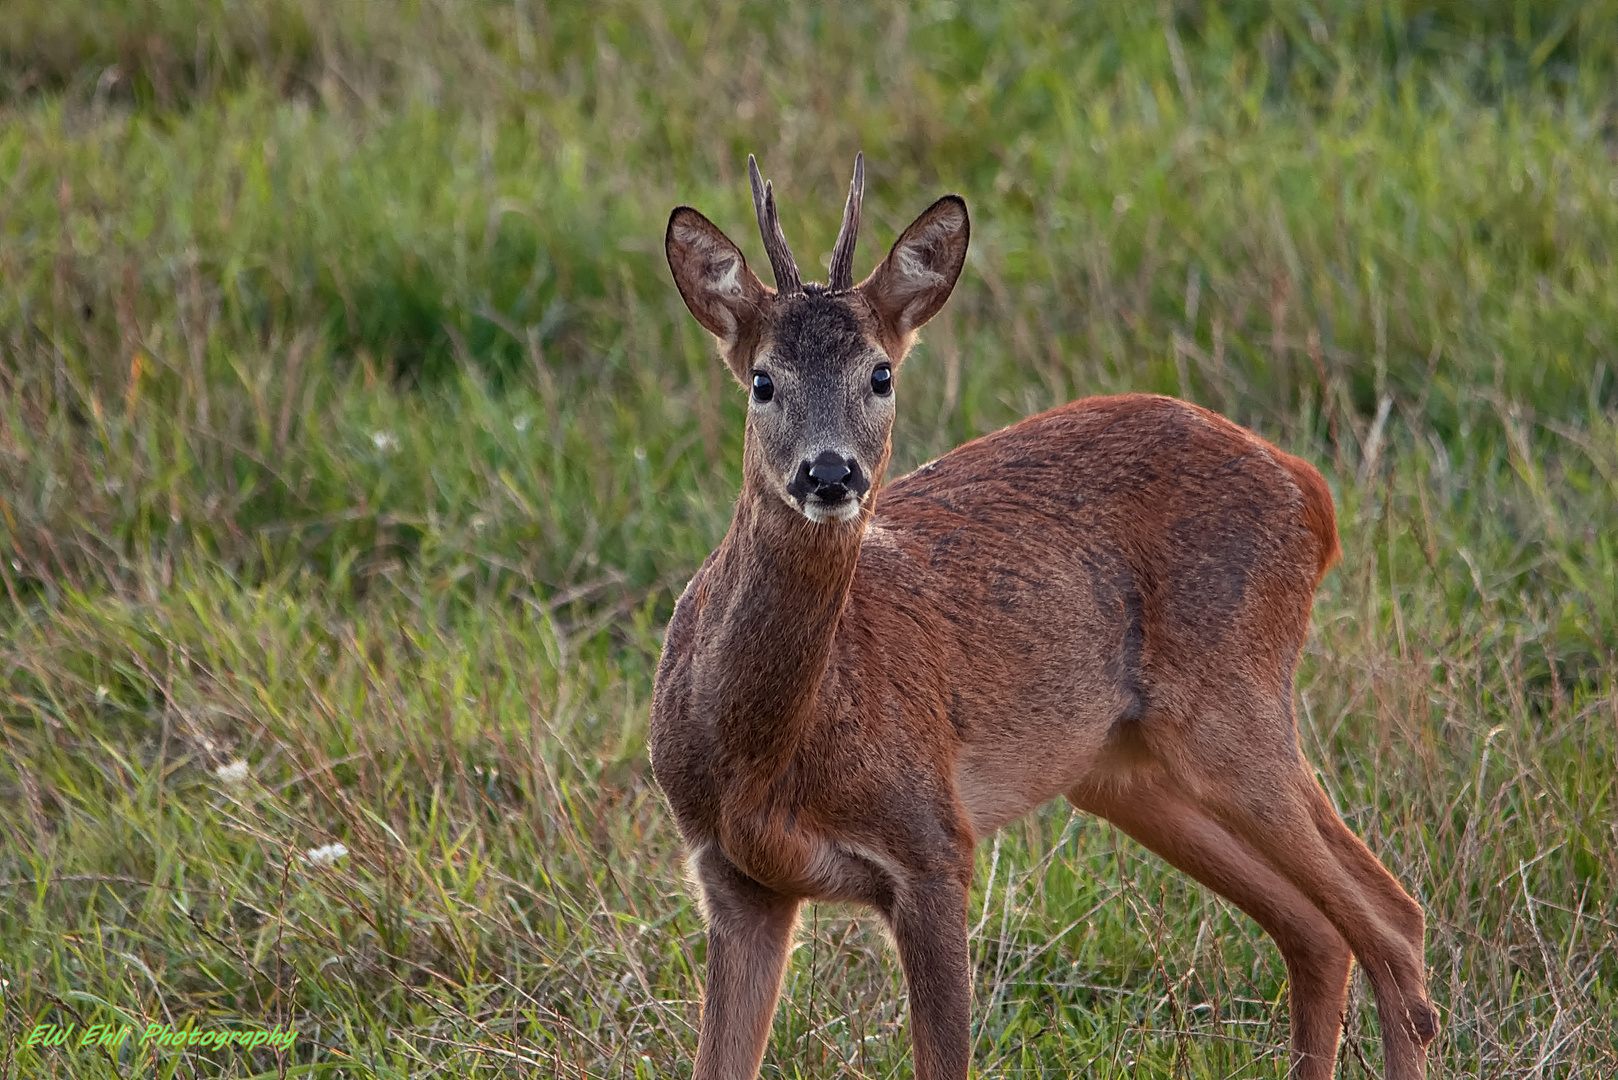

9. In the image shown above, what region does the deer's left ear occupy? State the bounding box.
[859,195,969,353]
[666,206,772,379]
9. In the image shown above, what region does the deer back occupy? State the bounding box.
[847,392,1338,834]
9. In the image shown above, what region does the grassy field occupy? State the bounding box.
[2,2,1616,1076]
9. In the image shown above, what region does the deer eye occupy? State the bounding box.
[751,371,774,403]
[871,363,892,396]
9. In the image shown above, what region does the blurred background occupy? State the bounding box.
[2,3,1615,1077]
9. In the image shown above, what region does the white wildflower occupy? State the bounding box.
[96,685,109,703]
[512,414,531,433]
[215,760,250,785]
[303,842,349,869]
[371,430,400,453]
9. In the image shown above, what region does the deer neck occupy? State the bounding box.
[693,469,869,790]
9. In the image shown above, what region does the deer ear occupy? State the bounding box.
[667,206,771,377]
[860,195,969,350]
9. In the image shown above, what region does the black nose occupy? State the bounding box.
[788,451,868,505]
[807,451,853,488]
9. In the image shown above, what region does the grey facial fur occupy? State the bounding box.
[748,293,893,524]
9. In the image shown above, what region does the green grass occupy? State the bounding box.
[2,2,1617,1076]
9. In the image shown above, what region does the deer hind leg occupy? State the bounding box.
[688,844,801,1080]
[1298,772,1439,1075]
[1157,705,1438,1080]
[1070,767,1352,1080]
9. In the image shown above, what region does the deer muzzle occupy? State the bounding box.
[790,451,869,521]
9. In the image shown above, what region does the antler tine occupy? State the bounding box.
[828,152,864,292]
[748,154,802,295]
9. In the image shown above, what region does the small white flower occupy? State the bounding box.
[512,414,531,433]
[633,445,647,464]
[96,685,109,703]
[215,760,250,785]
[1113,193,1132,215]
[371,431,400,453]
[304,842,349,869]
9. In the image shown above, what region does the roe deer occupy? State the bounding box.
[650,154,1438,1080]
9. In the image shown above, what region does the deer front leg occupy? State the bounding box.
[887,871,973,1080]
[691,845,800,1080]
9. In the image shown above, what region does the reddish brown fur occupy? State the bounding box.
[651,177,1436,1080]
[1272,443,1345,584]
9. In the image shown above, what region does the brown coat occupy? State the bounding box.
[651,158,1436,1080]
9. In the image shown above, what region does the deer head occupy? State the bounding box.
[666,155,970,525]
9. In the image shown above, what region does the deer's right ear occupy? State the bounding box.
[667,207,771,378]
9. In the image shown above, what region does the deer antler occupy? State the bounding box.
[749,155,802,295]
[828,152,867,293]
[828,152,864,292]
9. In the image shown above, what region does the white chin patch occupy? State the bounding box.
[801,497,862,525]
